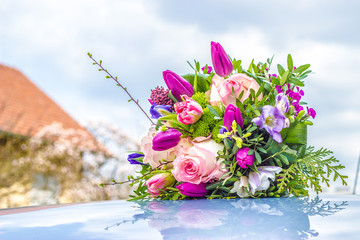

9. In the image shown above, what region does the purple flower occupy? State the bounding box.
[292,102,304,113]
[152,128,182,151]
[236,148,255,169]
[127,153,146,165]
[176,182,208,197]
[252,105,286,143]
[163,70,194,102]
[219,127,231,141]
[201,65,213,74]
[307,107,316,119]
[223,104,243,131]
[248,166,282,193]
[210,41,233,77]
[150,103,172,119]
[275,85,283,94]
[288,87,304,102]
[275,93,290,113]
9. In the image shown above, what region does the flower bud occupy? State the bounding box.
[174,95,203,125]
[223,104,243,131]
[145,173,175,196]
[163,70,194,102]
[127,153,146,165]
[152,128,182,151]
[176,182,208,197]
[150,103,172,119]
[211,41,233,77]
[236,148,255,169]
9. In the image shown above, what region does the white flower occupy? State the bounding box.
[230,176,250,198]
[249,166,282,192]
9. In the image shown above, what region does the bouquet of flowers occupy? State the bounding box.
[88,41,348,200]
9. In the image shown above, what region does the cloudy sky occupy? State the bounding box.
[1,0,359,192]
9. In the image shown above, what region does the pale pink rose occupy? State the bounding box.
[209,73,262,107]
[174,95,203,125]
[141,127,176,168]
[171,138,227,184]
[145,173,175,197]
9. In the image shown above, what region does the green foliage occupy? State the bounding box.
[211,120,224,143]
[191,92,209,109]
[277,146,348,195]
[190,107,222,139]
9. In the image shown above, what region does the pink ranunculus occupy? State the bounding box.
[236,148,255,169]
[141,127,176,168]
[171,138,227,184]
[174,95,203,125]
[209,73,262,107]
[145,172,175,197]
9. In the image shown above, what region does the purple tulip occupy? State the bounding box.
[236,148,255,169]
[152,128,182,151]
[176,182,208,197]
[127,153,146,165]
[163,70,194,102]
[211,41,233,77]
[223,104,243,131]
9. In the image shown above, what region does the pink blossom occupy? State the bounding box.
[209,73,262,107]
[236,148,255,169]
[172,139,227,184]
[174,95,203,125]
[145,173,175,197]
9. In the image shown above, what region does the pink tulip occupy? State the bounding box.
[145,173,175,197]
[174,95,203,125]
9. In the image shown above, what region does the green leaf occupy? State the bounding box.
[248,149,254,155]
[279,154,289,165]
[248,59,255,72]
[255,151,262,164]
[294,64,310,74]
[256,82,265,98]
[287,54,293,72]
[168,90,178,103]
[272,77,280,86]
[187,61,196,71]
[207,104,220,117]
[280,70,289,86]
[182,73,210,92]
[195,61,200,71]
[277,64,285,76]
[233,60,242,72]
[288,77,304,87]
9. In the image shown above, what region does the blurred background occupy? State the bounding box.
[0,0,359,208]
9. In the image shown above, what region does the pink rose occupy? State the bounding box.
[209,73,262,107]
[145,173,175,197]
[141,127,176,168]
[174,95,203,125]
[172,138,227,184]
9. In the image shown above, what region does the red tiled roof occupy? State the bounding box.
[0,64,84,136]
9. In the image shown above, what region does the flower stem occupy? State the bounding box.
[88,53,155,125]
[101,161,172,186]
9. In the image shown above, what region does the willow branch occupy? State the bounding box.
[88,53,155,125]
